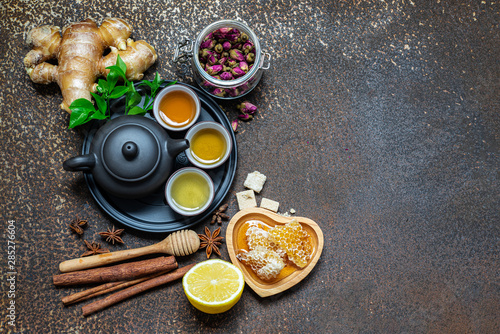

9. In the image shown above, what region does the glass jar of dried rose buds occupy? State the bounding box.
[174,20,271,99]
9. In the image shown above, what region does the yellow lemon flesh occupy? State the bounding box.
[182,259,245,314]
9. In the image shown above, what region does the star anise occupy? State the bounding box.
[81,240,110,257]
[211,204,230,224]
[69,217,88,235]
[98,226,124,245]
[198,226,224,258]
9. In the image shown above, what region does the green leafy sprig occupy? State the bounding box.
[68,55,176,128]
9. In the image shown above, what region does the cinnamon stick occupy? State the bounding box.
[53,256,177,286]
[62,281,124,305]
[62,270,170,305]
[82,263,195,316]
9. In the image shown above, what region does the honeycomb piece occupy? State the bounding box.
[245,225,286,258]
[236,246,285,280]
[268,219,313,268]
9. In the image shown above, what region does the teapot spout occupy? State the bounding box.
[168,138,190,157]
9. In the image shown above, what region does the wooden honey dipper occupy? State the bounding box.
[59,229,200,273]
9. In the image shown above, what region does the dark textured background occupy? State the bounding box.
[1,0,499,333]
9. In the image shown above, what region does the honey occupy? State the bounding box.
[159,90,196,128]
[236,219,314,282]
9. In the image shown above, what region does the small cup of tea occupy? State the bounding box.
[165,167,215,216]
[153,85,201,131]
[184,122,232,169]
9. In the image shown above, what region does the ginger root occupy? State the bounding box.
[24,18,157,113]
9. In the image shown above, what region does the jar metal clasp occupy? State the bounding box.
[260,51,272,70]
[173,38,195,76]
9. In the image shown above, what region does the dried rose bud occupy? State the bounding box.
[206,64,223,75]
[214,28,240,42]
[246,52,255,63]
[240,32,249,42]
[216,27,233,35]
[204,32,213,40]
[242,42,253,53]
[213,88,226,97]
[222,41,232,51]
[227,87,240,97]
[227,59,238,68]
[220,71,233,80]
[208,55,218,65]
[231,67,246,77]
[214,43,223,53]
[218,57,227,66]
[229,49,245,61]
[202,80,216,88]
[222,51,229,58]
[225,32,240,42]
[200,48,215,59]
[223,65,232,72]
[238,113,253,121]
[237,101,257,114]
[213,29,228,41]
[243,40,254,47]
[239,61,249,72]
[232,43,242,50]
[200,39,216,50]
[231,119,238,132]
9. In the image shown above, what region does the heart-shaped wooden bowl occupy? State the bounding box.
[226,208,324,297]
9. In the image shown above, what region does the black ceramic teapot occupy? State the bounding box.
[63,115,189,199]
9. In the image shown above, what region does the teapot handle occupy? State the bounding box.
[63,154,96,172]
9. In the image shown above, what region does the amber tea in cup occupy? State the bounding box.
[184,122,232,169]
[153,85,200,131]
[191,128,226,164]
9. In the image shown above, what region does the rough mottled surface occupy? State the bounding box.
[1,0,499,333]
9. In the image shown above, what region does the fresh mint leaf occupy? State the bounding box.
[106,65,127,81]
[96,79,109,95]
[89,111,108,120]
[116,55,127,76]
[153,72,161,87]
[70,98,95,111]
[127,106,146,115]
[109,86,128,99]
[142,95,153,111]
[127,80,137,92]
[139,80,154,89]
[127,91,142,108]
[68,108,91,129]
[107,70,119,93]
[91,93,107,115]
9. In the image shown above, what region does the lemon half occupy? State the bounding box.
[182,259,245,314]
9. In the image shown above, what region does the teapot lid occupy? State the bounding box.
[101,123,160,181]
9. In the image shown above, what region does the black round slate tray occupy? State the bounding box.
[81,81,237,233]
